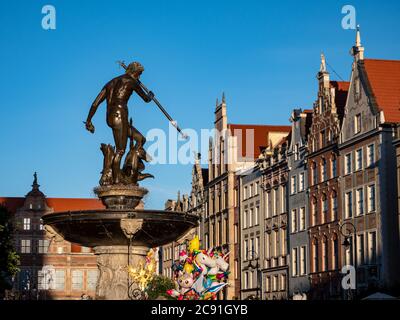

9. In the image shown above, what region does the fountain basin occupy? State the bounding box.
[42,209,198,248]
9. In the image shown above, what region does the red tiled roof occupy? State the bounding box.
[228,124,291,159]
[0,197,104,213]
[0,197,25,213]
[330,81,350,111]
[363,59,400,123]
[46,198,104,212]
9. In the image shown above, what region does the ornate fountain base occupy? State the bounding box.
[95,245,149,300]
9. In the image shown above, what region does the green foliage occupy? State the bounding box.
[0,205,20,294]
[146,275,176,300]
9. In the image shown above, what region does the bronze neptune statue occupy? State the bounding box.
[85,62,154,186]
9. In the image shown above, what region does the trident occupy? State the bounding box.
[117,61,188,139]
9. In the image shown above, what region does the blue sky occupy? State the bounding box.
[0,0,399,209]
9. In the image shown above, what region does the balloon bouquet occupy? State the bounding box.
[166,235,230,300]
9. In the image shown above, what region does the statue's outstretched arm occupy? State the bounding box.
[87,86,107,122]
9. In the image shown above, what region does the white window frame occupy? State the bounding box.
[355,148,363,171]
[23,218,31,231]
[367,144,375,167]
[291,175,297,195]
[345,153,352,175]
[367,185,376,213]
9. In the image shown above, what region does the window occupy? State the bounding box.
[244,272,248,290]
[345,192,353,219]
[312,163,318,185]
[333,237,339,270]
[300,246,306,275]
[244,187,247,200]
[312,240,318,272]
[243,210,248,229]
[331,157,337,177]
[21,240,31,253]
[255,237,260,256]
[321,158,327,182]
[273,231,278,257]
[294,143,300,161]
[322,195,328,223]
[280,274,286,291]
[281,229,287,256]
[23,218,31,231]
[266,192,270,218]
[331,193,338,220]
[266,277,271,292]
[354,114,361,134]
[290,209,297,233]
[272,189,277,216]
[55,270,65,291]
[292,248,298,276]
[265,233,270,259]
[368,232,377,264]
[234,225,238,244]
[320,130,326,147]
[291,175,297,195]
[255,206,259,225]
[87,270,98,291]
[322,239,328,271]
[367,185,376,212]
[299,173,305,192]
[249,209,253,227]
[281,187,286,213]
[357,234,365,265]
[72,270,83,290]
[356,188,364,216]
[311,199,317,226]
[355,149,363,171]
[244,240,248,261]
[255,182,259,195]
[299,207,306,231]
[39,219,44,231]
[38,239,49,254]
[367,144,375,167]
[345,153,352,175]
[273,275,278,292]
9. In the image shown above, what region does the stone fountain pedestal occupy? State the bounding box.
[42,185,198,300]
[95,245,149,300]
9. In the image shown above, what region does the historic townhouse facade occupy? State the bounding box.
[307,54,349,300]
[238,166,262,300]
[287,109,313,299]
[258,132,291,300]
[0,175,104,300]
[203,94,291,299]
[339,29,400,295]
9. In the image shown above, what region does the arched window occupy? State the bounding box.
[321,194,328,224]
[331,191,338,220]
[331,155,337,178]
[311,197,318,226]
[322,236,328,272]
[312,238,319,273]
